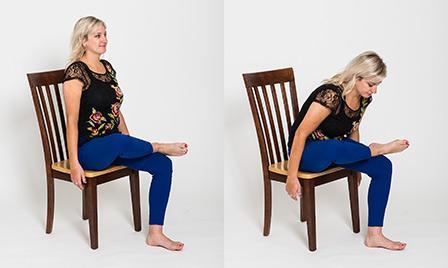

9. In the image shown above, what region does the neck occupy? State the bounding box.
[346,87,360,101]
[81,51,101,64]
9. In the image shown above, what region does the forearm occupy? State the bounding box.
[66,123,79,166]
[118,111,129,135]
[287,134,306,180]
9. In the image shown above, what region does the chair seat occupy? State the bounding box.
[52,160,128,178]
[268,161,345,179]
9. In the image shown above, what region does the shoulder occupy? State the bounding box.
[63,61,90,89]
[65,61,86,73]
[311,83,342,113]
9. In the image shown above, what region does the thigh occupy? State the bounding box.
[78,133,153,170]
[299,139,372,172]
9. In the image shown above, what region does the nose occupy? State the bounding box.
[372,86,377,94]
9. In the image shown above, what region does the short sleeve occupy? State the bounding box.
[314,87,341,114]
[63,62,90,90]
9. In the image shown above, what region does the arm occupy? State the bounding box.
[286,102,331,200]
[118,111,130,135]
[63,79,86,190]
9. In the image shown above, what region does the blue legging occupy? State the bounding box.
[78,133,172,225]
[294,138,393,227]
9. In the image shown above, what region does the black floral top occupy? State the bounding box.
[63,59,124,147]
[287,84,372,150]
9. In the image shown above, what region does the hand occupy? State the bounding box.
[285,176,302,201]
[70,162,86,190]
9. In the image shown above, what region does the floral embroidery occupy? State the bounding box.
[86,108,107,137]
[111,85,123,100]
[310,129,346,141]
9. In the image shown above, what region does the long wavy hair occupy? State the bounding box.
[323,51,387,97]
[68,16,106,65]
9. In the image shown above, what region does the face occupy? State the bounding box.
[83,24,107,56]
[354,77,382,98]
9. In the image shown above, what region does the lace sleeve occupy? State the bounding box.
[314,88,341,113]
[63,62,90,90]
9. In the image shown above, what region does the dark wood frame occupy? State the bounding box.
[243,67,360,251]
[27,69,141,250]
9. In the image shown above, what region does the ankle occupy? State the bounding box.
[367,226,383,237]
[148,224,164,236]
[151,143,160,153]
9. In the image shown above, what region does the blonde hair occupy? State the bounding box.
[68,16,106,65]
[323,51,387,96]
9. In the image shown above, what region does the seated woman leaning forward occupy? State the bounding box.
[286,51,409,251]
[63,16,188,251]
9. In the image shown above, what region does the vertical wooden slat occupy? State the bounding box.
[45,85,64,162]
[37,86,57,163]
[280,82,292,131]
[261,85,281,164]
[270,84,288,161]
[54,83,67,159]
[254,87,274,164]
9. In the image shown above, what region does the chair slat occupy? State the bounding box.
[45,85,64,162]
[280,82,292,132]
[261,85,281,163]
[37,86,58,163]
[254,87,274,163]
[270,84,288,161]
[54,83,68,159]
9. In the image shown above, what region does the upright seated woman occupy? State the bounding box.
[63,16,188,251]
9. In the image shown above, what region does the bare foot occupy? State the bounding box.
[152,142,188,156]
[365,234,407,251]
[369,139,409,156]
[146,232,184,251]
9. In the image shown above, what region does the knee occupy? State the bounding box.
[372,155,393,178]
[153,153,173,175]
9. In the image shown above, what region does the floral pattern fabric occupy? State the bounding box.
[63,59,124,145]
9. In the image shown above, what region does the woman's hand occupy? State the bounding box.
[70,162,86,190]
[286,176,302,201]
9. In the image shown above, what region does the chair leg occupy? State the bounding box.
[299,180,306,222]
[303,180,316,251]
[129,170,142,232]
[45,176,55,234]
[86,178,98,250]
[263,176,272,236]
[348,173,360,233]
[82,188,88,220]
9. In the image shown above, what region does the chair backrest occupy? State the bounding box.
[243,68,300,167]
[27,69,67,172]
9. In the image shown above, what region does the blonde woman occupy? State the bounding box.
[63,16,187,251]
[286,51,409,250]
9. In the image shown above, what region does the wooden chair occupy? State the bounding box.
[27,69,142,250]
[243,67,360,251]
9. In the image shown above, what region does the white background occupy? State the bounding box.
[0,0,223,267]
[225,0,448,267]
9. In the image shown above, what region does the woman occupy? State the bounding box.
[286,51,409,250]
[63,16,187,251]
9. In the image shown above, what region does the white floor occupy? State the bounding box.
[1,177,223,268]
[224,164,448,268]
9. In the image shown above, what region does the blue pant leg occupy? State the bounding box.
[299,139,372,172]
[339,155,393,226]
[115,153,173,225]
[78,133,154,170]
